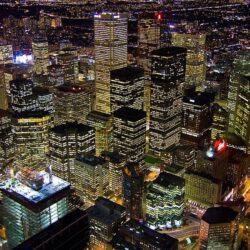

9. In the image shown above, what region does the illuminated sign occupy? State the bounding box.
[14,54,33,64]
[213,138,227,153]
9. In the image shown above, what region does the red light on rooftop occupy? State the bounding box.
[155,12,163,22]
[213,138,227,153]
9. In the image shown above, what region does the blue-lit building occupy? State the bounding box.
[0,169,71,249]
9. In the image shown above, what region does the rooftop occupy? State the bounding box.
[152,47,187,57]
[87,197,125,224]
[202,206,238,224]
[1,171,70,212]
[154,172,185,188]
[119,219,178,249]
[113,107,146,122]
[111,66,144,81]
[183,91,214,106]
[76,155,106,167]
[50,122,94,135]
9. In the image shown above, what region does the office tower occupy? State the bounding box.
[54,84,92,125]
[184,171,222,215]
[0,39,13,65]
[47,64,64,87]
[13,112,51,157]
[172,32,206,90]
[57,50,78,84]
[149,47,187,156]
[199,207,238,250]
[15,209,89,250]
[32,35,49,75]
[181,90,213,148]
[1,169,70,249]
[172,145,196,170]
[111,219,178,250]
[110,66,144,113]
[138,13,161,126]
[195,138,229,181]
[211,103,228,141]
[122,162,144,220]
[3,63,32,95]
[113,107,146,167]
[87,111,112,157]
[49,122,95,183]
[0,68,8,110]
[79,55,95,84]
[10,78,36,113]
[228,51,250,133]
[10,79,54,114]
[232,71,250,154]
[74,155,109,205]
[87,197,126,249]
[94,13,127,114]
[0,110,14,168]
[146,172,185,229]
[101,151,125,198]
[227,149,248,187]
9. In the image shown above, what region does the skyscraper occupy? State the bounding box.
[49,122,95,183]
[1,169,70,249]
[181,90,213,148]
[32,35,49,75]
[199,207,238,250]
[94,13,127,114]
[138,13,161,127]
[0,39,13,65]
[54,84,92,125]
[74,155,109,205]
[172,32,206,90]
[87,197,126,249]
[228,51,250,133]
[110,66,144,113]
[0,109,14,168]
[149,47,187,156]
[122,162,144,220]
[113,107,146,167]
[232,69,250,154]
[146,172,185,229]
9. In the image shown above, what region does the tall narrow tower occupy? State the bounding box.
[94,13,127,114]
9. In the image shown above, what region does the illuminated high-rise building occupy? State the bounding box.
[138,13,161,126]
[122,162,144,220]
[101,151,125,198]
[0,67,8,110]
[232,70,250,154]
[54,84,92,125]
[86,111,112,157]
[87,197,126,249]
[228,51,250,133]
[57,49,78,85]
[13,112,51,157]
[47,64,64,87]
[184,171,222,215]
[1,169,70,249]
[0,109,14,168]
[74,155,109,205]
[10,79,54,115]
[149,47,187,156]
[199,207,238,250]
[172,32,206,90]
[32,35,49,75]
[110,66,144,113]
[0,39,13,65]
[49,122,95,183]
[113,107,146,167]
[94,13,127,114]
[211,103,228,141]
[181,90,213,148]
[146,172,185,229]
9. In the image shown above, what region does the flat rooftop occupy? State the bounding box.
[152,47,187,57]
[1,171,70,212]
[76,155,106,167]
[50,122,94,135]
[111,66,144,81]
[113,107,146,122]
